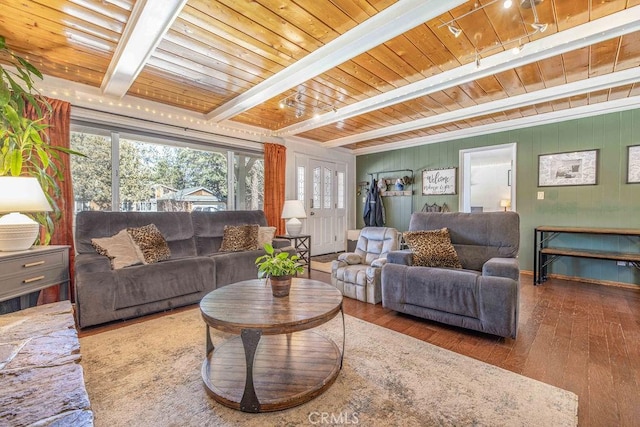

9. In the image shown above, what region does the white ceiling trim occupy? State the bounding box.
[279,5,640,139]
[101,0,188,98]
[353,96,640,156]
[204,0,468,122]
[323,67,640,148]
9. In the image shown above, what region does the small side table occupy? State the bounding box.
[276,234,311,275]
[0,245,70,310]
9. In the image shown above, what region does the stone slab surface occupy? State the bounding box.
[0,301,93,426]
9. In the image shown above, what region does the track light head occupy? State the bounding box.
[448,24,462,38]
[531,22,548,32]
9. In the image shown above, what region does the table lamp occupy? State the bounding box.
[281,200,307,236]
[500,199,511,211]
[0,177,53,251]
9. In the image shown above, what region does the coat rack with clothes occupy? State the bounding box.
[363,169,414,226]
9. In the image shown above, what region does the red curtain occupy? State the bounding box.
[25,98,74,304]
[263,143,286,235]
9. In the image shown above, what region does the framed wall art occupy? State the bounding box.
[422,167,457,195]
[627,145,640,184]
[538,149,598,187]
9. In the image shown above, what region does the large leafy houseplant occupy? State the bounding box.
[0,35,80,243]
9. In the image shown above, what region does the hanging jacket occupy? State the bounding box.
[363,178,385,226]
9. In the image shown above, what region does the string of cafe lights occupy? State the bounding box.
[39,87,271,139]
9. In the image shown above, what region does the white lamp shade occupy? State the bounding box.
[0,177,52,251]
[281,200,307,219]
[0,177,52,213]
[499,199,511,208]
[281,200,306,236]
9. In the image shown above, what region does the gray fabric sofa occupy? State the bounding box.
[74,210,290,328]
[381,211,520,338]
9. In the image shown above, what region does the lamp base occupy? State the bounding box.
[0,213,40,252]
[285,218,303,236]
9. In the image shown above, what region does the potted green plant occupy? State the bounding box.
[1,35,81,243]
[255,243,304,297]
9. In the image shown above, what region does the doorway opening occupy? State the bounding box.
[459,143,517,213]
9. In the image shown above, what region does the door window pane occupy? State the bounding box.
[323,167,332,209]
[337,171,345,209]
[297,166,305,202]
[312,166,321,209]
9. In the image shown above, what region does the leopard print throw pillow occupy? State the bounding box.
[220,224,260,252]
[403,228,462,269]
[126,224,171,264]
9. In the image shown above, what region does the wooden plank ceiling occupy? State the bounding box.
[2,0,640,153]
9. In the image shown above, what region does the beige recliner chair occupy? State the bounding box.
[331,227,398,304]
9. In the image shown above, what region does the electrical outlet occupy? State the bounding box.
[537,191,544,200]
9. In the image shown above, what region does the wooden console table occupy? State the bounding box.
[534,226,640,285]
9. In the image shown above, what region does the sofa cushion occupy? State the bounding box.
[403,228,462,269]
[111,258,207,310]
[192,210,268,255]
[404,267,481,319]
[91,229,144,269]
[127,224,171,264]
[220,224,259,252]
[75,212,197,258]
[257,226,276,248]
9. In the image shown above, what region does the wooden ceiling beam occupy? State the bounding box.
[284,6,640,144]
[323,66,640,147]
[204,0,468,123]
[101,0,188,98]
[352,95,640,155]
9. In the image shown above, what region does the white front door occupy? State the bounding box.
[307,159,346,255]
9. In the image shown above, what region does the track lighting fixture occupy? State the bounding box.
[448,24,462,38]
[531,22,548,33]
[278,90,335,119]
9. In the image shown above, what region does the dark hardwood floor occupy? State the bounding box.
[314,270,640,427]
[79,270,640,426]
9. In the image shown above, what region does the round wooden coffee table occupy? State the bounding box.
[200,278,344,413]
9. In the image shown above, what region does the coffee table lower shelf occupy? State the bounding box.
[202,330,341,412]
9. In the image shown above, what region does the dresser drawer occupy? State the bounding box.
[0,266,70,302]
[0,249,66,277]
[0,246,70,305]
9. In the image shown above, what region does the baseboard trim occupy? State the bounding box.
[520,270,639,291]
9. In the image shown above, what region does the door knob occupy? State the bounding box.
[310,211,315,216]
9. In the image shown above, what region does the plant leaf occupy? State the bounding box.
[17,57,43,80]
[9,149,22,176]
[0,79,9,107]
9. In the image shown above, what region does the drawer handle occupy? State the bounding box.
[24,260,46,268]
[23,276,45,284]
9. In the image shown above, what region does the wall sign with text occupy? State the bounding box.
[422,167,457,195]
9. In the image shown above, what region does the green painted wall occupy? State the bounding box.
[356,109,640,286]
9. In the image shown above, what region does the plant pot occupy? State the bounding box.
[269,275,292,297]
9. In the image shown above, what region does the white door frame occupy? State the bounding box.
[459,143,517,212]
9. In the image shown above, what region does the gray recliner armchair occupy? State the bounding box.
[331,227,398,304]
[382,212,520,338]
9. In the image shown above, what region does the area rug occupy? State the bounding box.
[310,253,341,273]
[310,260,333,273]
[79,309,578,426]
